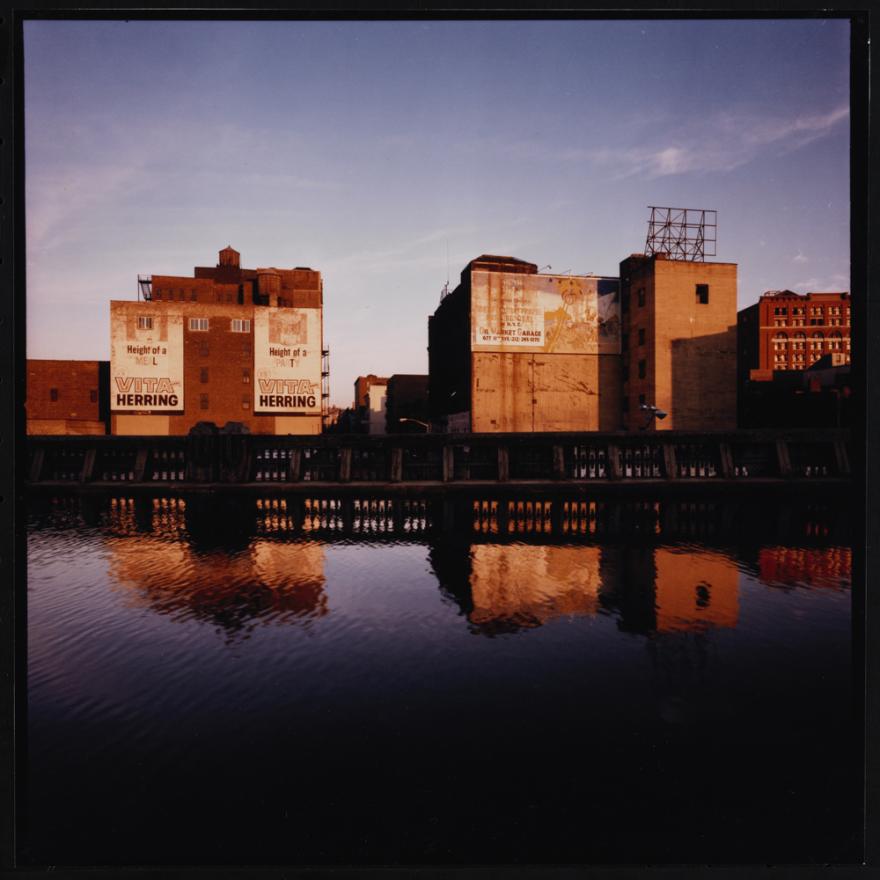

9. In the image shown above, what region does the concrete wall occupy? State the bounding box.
[471,351,620,432]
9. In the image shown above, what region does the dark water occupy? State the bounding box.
[23,491,859,866]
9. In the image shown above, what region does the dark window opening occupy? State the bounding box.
[638,328,646,346]
[638,393,646,406]
[637,288,646,307]
[199,342,209,357]
[50,388,58,402]
[200,394,209,410]
[697,284,709,305]
[638,360,646,379]
[200,368,209,384]
[242,368,251,384]
[89,389,98,403]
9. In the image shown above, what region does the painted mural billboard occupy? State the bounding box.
[253,308,322,413]
[470,271,620,355]
[110,304,184,411]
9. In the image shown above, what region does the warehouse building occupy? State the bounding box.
[111,246,327,435]
[619,252,738,431]
[26,359,110,435]
[428,255,622,432]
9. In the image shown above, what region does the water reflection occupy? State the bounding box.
[28,491,851,642]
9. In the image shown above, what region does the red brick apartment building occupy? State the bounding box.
[737,290,851,380]
[111,246,327,435]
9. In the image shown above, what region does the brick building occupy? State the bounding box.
[737,289,851,380]
[111,246,326,435]
[428,255,622,432]
[619,253,738,431]
[737,290,851,428]
[26,359,109,435]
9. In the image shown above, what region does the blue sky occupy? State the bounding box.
[25,19,850,406]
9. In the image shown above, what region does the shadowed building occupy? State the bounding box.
[385,373,429,433]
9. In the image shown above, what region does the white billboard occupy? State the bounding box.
[471,271,620,355]
[110,305,184,411]
[253,308,322,414]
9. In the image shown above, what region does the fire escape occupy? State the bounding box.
[321,348,331,430]
[138,275,153,300]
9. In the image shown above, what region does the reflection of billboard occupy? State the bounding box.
[110,304,183,411]
[469,544,602,628]
[254,309,321,414]
[471,271,620,354]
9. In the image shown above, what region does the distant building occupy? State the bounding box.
[26,360,110,435]
[353,374,389,434]
[111,246,327,435]
[428,255,621,432]
[619,252,738,432]
[737,290,851,427]
[386,374,429,433]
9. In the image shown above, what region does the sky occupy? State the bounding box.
[25,18,850,406]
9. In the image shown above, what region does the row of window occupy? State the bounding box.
[48,389,98,402]
[198,368,252,383]
[773,317,849,327]
[137,316,251,333]
[198,394,252,411]
[622,284,711,312]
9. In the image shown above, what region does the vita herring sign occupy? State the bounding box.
[254,309,322,413]
[110,305,184,411]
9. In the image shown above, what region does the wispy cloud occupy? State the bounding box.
[458,103,849,181]
[793,251,809,264]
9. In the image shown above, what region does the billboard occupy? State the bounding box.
[253,308,322,413]
[471,271,620,354]
[110,305,184,411]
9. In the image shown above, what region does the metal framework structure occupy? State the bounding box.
[137,275,153,301]
[644,206,717,262]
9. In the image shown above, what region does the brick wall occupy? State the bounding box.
[27,360,108,434]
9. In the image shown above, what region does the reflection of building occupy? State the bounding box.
[428,255,621,432]
[111,246,325,435]
[619,253,737,431]
[26,359,109,435]
[107,531,328,635]
[757,546,851,591]
[653,548,738,632]
[469,544,602,629]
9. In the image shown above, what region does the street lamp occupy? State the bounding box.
[399,417,431,433]
[639,403,667,431]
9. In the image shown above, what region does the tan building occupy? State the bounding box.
[26,359,109,435]
[111,246,326,435]
[428,255,622,432]
[619,253,738,431]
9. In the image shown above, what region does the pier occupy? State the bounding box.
[26,428,851,494]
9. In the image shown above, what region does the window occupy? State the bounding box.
[137,316,153,330]
[200,394,209,410]
[231,319,251,333]
[637,288,646,307]
[242,368,251,384]
[50,388,58,402]
[638,359,646,379]
[638,328,646,346]
[200,367,209,383]
[89,389,98,403]
[242,396,251,410]
[189,318,209,331]
[199,342,210,357]
[696,284,709,305]
[638,393,646,406]
[241,342,252,356]
[190,290,197,302]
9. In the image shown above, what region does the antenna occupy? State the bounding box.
[445,239,450,288]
